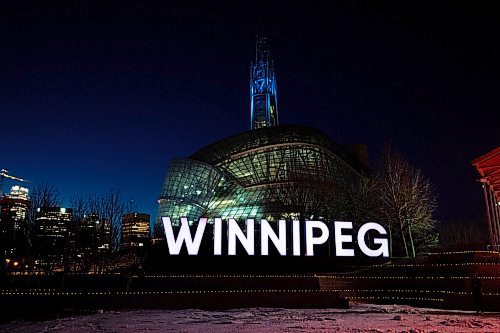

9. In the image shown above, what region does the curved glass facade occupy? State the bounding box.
[156,159,224,226]
[155,125,369,235]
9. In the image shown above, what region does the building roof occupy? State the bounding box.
[472,146,500,201]
[190,125,370,175]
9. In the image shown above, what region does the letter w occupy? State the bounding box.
[162,217,207,255]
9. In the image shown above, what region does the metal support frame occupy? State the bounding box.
[483,181,500,251]
[491,185,500,249]
[483,183,495,248]
[250,36,278,130]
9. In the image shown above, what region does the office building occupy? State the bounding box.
[121,212,150,249]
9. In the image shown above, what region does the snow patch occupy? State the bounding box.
[1,304,499,333]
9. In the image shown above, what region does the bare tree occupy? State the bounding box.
[376,148,438,257]
[342,177,379,227]
[99,189,124,252]
[438,219,489,251]
[66,193,96,273]
[64,190,130,273]
[275,181,336,221]
[80,189,125,272]
[22,183,61,273]
[274,175,341,256]
[26,183,61,226]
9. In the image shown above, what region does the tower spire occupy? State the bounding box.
[250,36,278,130]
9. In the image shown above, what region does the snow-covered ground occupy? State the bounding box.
[2,304,499,333]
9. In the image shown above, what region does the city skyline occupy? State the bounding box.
[1,2,498,224]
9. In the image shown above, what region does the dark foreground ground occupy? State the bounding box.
[1,304,499,333]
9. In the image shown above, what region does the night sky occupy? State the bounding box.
[1,1,498,224]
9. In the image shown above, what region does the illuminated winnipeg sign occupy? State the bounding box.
[162,217,389,257]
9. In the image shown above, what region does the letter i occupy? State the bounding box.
[293,220,300,256]
[214,218,222,255]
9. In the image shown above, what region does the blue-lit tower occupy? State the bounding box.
[250,36,278,130]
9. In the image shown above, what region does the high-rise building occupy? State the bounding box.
[87,213,111,250]
[250,36,278,130]
[35,206,72,256]
[0,186,29,231]
[0,186,29,256]
[121,212,150,249]
[70,213,111,254]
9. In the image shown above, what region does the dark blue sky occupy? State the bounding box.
[1,1,498,223]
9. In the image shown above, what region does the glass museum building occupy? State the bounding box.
[152,38,375,270]
[156,125,369,228]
